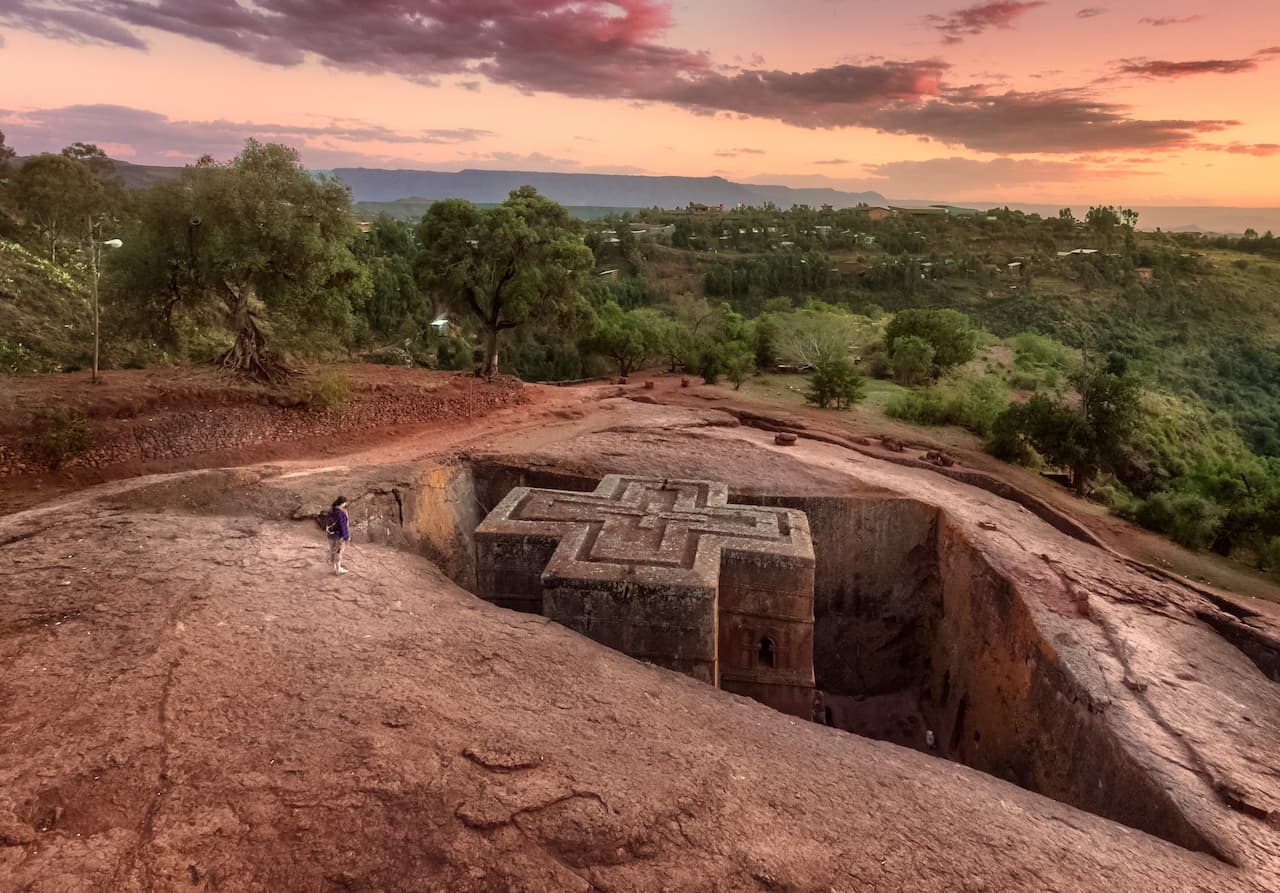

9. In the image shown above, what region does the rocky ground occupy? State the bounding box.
[3,375,1280,891]
[0,366,530,514]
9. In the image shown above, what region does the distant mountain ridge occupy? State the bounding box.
[328,168,889,210]
[101,158,1280,233]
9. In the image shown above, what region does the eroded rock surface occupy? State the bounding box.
[3,395,1279,891]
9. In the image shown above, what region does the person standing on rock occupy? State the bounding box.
[327,496,351,575]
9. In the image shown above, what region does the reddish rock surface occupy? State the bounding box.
[2,386,1279,891]
[0,366,526,478]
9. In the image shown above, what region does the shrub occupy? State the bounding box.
[1263,538,1280,578]
[297,369,351,412]
[988,406,1039,465]
[957,377,1008,437]
[361,347,413,366]
[1134,491,1220,551]
[805,356,864,409]
[1012,332,1073,371]
[687,340,723,384]
[722,341,755,390]
[860,340,892,379]
[0,338,43,374]
[885,308,977,370]
[31,408,93,469]
[886,390,948,425]
[885,376,1007,436]
[435,336,472,371]
[1009,371,1039,391]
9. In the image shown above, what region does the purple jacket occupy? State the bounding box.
[332,507,350,542]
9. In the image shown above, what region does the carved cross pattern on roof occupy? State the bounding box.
[476,475,813,587]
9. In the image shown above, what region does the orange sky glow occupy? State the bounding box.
[1,0,1277,205]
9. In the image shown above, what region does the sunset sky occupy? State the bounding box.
[1,1,1278,204]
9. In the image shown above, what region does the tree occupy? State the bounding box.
[0,128,15,187]
[772,305,861,368]
[589,301,661,377]
[11,154,102,262]
[991,393,1089,474]
[722,339,755,389]
[989,354,1139,490]
[351,214,422,338]
[417,187,593,378]
[61,143,118,183]
[650,315,695,372]
[884,308,976,372]
[1075,353,1140,481]
[103,179,199,345]
[890,335,935,385]
[111,140,368,381]
[1085,205,1138,250]
[806,356,865,410]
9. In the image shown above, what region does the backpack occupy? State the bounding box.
[315,508,338,536]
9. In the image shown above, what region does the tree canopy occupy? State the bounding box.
[11,154,105,262]
[884,308,976,373]
[0,129,14,183]
[588,301,663,377]
[991,354,1140,490]
[416,186,593,377]
[110,139,367,381]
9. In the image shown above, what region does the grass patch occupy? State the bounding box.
[295,368,352,412]
[30,408,93,469]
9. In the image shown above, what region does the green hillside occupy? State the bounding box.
[0,238,91,373]
[640,207,1280,457]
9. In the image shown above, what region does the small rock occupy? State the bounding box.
[456,799,514,830]
[978,521,999,531]
[464,743,542,772]
[881,437,905,453]
[680,378,691,388]
[924,450,956,467]
[775,432,798,446]
[643,380,655,390]
[0,816,36,847]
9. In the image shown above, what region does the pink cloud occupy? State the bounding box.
[1116,57,1261,78]
[923,2,1048,44]
[874,87,1237,153]
[1214,142,1280,157]
[0,103,493,165]
[1139,15,1205,27]
[862,155,1146,194]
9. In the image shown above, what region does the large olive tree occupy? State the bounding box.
[112,140,368,381]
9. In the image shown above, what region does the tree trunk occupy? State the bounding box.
[220,279,288,384]
[480,327,500,380]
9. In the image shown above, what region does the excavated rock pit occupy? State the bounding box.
[352,456,1223,858]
